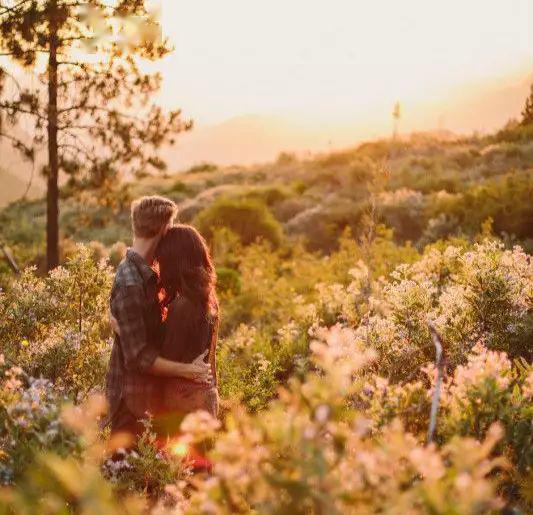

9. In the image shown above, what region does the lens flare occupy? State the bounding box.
[168,439,189,457]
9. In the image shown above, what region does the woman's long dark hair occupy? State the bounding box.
[155,225,218,319]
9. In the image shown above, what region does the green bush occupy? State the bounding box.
[216,267,242,295]
[430,172,533,241]
[243,185,290,207]
[493,121,533,143]
[185,162,218,174]
[0,245,113,397]
[0,365,80,484]
[194,197,283,247]
[105,420,190,497]
[166,178,190,195]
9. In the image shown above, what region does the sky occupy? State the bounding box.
[155,0,533,127]
[2,0,532,171]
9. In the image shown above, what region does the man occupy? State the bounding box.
[105,195,211,438]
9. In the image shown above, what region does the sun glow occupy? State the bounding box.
[155,0,533,126]
[169,440,189,457]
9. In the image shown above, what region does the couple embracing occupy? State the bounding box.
[105,195,218,441]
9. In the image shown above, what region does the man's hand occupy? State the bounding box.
[178,360,212,384]
[192,349,208,365]
[148,351,212,384]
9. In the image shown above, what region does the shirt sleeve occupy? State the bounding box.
[111,284,159,372]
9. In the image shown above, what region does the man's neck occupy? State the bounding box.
[132,237,158,265]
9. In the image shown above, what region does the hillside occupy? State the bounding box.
[158,71,533,170]
[1,122,532,512]
[1,122,532,274]
[0,167,45,207]
[2,126,532,511]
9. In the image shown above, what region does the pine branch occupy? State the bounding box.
[58,142,94,161]
[60,129,96,157]
[0,130,34,158]
[0,102,47,121]
[58,104,143,121]
[0,0,33,16]
[56,61,88,69]
[0,49,51,56]
[57,123,95,131]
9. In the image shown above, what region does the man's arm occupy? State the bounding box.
[149,354,211,381]
[112,285,210,381]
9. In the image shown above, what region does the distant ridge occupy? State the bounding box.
[0,166,43,208]
[0,135,45,207]
[160,71,531,172]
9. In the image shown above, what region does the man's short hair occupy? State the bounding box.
[131,196,177,238]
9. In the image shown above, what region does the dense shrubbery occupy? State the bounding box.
[194,197,283,247]
[426,172,533,242]
[0,123,532,512]
[183,329,514,514]
[0,245,113,397]
[1,233,530,512]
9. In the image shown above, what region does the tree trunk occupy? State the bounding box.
[46,1,59,271]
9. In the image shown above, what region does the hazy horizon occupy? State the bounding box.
[2,0,532,174]
[160,66,531,170]
[153,0,532,168]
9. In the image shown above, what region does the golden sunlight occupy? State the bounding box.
[1,1,532,511]
[158,0,533,126]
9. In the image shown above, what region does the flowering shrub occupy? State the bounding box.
[103,420,191,498]
[0,245,113,397]
[438,345,532,474]
[0,394,146,514]
[0,357,79,484]
[359,240,532,379]
[182,326,507,514]
[0,328,520,513]
[0,234,531,511]
[217,324,282,410]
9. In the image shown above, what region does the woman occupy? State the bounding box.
[154,225,220,435]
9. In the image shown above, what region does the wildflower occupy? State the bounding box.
[314,404,330,424]
[409,445,445,481]
[226,324,257,352]
[181,410,221,443]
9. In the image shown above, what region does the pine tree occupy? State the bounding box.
[0,0,191,270]
[521,83,533,126]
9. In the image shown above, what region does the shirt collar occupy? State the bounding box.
[126,248,157,283]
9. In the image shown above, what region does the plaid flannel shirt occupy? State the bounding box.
[105,249,164,422]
